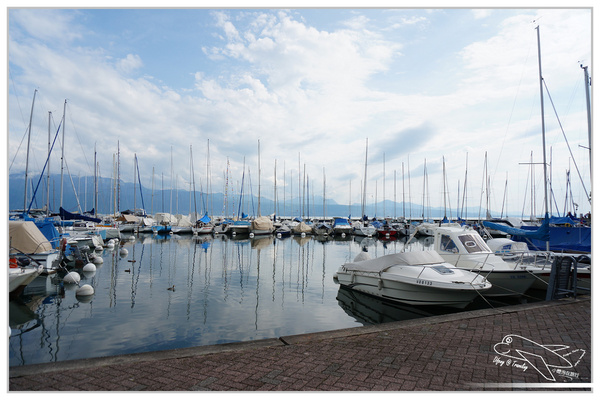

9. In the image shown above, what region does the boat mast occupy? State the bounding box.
[257,139,261,217]
[581,64,592,178]
[383,152,385,218]
[133,154,137,214]
[442,156,447,221]
[362,138,368,219]
[402,163,405,219]
[536,25,549,250]
[59,99,66,209]
[323,167,326,219]
[94,144,98,217]
[23,89,37,212]
[46,110,51,216]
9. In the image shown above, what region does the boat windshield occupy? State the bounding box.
[439,235,459,253]
[457,234,490,253]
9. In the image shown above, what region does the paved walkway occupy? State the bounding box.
[9,296,591,391]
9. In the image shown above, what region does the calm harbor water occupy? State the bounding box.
[9,233,543,367]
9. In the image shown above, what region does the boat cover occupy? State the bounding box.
[292,221,312,233]
[198,213,211,224]
[333,217,350,226]
[343,250,446,273]
[118,214,139,223]
[482,215,550,241]
[59,207,101,223]
[252,216,274,230]
[9,221,53,254]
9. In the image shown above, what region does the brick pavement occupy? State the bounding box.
[9,297,591,391]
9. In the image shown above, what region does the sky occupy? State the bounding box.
[4,2,594,219]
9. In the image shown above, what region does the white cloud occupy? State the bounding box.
[7,8,592,216]
[117,54,143,74]
[472,9,492,20]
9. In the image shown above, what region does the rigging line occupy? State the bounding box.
[492,35,534,182]
[8,125,29,171]
[65,102,93,175]
[542,79,591,203]
[26,120,62,214]
[8,71,27,127]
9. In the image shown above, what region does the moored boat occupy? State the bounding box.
[334,250,491,308]
[332,217,352,237]
[430,224,540,297]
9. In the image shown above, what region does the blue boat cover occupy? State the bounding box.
[199,213,211,224]
[483,215,550,241]
[59,207,101,223]
[333,217,349,226]
[24,217,61,249]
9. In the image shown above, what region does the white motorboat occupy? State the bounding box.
[334,250,491,309]
[430,224,540,297]
[486,238,590,292]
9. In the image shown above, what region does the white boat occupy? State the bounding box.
[352,221,377,237]
[275,224,292,238]
[229,220,251,235]
[312,221,333,236]
[415,222,436,237]
[486,238,590,292]
[9,262,43,299]
[430,224,540,297]
[334,250,491,309]
[332,217,353,237]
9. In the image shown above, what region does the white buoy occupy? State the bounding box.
[63,271,81,284]
[277,233,282,238]
[119,248,129,257]
[76,284,94,296]
[91,255,104,264]
[249,233,254,238]
[341,233,346,238]
[95,245,103,252]
[301,232,306,237]
[106,242,115,249]
[82,269,96,279]
[83,262,96,272]
[129,235,135,241]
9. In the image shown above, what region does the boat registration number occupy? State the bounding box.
[417,279,433,286]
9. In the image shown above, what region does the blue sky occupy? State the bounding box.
[5,3,594,219]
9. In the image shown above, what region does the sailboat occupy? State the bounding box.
[353,138,377,237]
[483,26,591,254]
[250,140,274,236]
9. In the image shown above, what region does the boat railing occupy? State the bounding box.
[509,251,554,271]
[453,253,496,280]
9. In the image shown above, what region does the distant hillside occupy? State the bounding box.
[9,173,504,220]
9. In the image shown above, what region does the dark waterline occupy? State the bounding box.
[9,233,544,367]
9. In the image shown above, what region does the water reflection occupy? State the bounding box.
[336,286,444,325]
[9,234,537,367]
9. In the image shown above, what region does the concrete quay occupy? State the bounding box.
[9,296,591,391]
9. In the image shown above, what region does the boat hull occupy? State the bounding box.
[334,266,489,309]
[9,266,43,299]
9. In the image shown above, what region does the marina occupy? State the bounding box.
[9,230,556,368]
[8,8,592,391]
